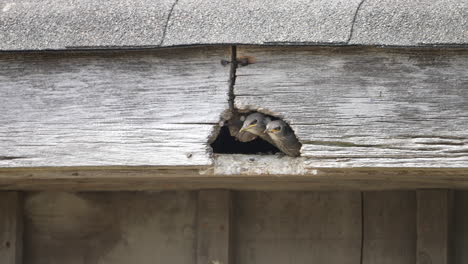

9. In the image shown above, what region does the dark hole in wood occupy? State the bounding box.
[5,241,10,248]
[211,125,280,154]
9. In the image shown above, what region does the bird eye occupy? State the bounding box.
[275,126,281,131]
[250,120,258,125]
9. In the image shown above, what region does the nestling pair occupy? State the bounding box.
[238,112,301,157]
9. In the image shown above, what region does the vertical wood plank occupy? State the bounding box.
[234,191,362,264]
[416,190,453,264]
[454,191,468,264]
[0,192,23,264]
[363,191,416,264]
[197,190,232,264]
[24,191,197,264]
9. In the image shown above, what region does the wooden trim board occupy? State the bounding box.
[0,155,467,191]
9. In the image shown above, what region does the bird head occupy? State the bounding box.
[265,120,287,136]
[240,113,268,136]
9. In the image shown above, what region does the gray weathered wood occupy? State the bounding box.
[24,191,197,264]
[0,192,23,264]
[363,191,416,264]
[0,47,230,167]
[416,190,453,264]
[236,47,468,167]
[197,190,232,264]
[2,155,468,191]
[234,191,361,264]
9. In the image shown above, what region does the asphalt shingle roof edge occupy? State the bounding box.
[1,0,467,51]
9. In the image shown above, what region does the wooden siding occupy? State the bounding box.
[0,47,230,167]
[0,190,460,264]
[234,191,362,264]
[1,46,468,190]
[23,191,197,264]
[236,46,468,167]
[0,192,22,264]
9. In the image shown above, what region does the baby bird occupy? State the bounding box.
[265,120,301,157]
[239,112,275,145]
[227,112,258,142]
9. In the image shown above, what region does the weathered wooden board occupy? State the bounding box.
[23,191,197,264]
[0,192,23,264]
[235,47,468,167]
[234,191,361,264]
[0,47,230,167]
[2,155,468,191]
[197,190,233,264]
[363,191,416,264]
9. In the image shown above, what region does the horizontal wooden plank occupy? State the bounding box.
[235,46,468,167]
[0,47,230,167]
[1,155,468,191]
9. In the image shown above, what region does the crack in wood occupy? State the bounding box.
[228,46,237,113]
[302,140,386,148]
[417,141,465,146]
[396,135,467,140]
[0,156,26,160]
[166,122,218,125]
[309,154,468,159]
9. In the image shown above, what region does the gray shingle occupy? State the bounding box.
[163,0,362,46]
[0,0,467,51]
[0,0,175,50]
[350,0,468,46]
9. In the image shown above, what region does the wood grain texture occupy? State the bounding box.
[235,46,468,167]
[24,191,197,264]
[416,190,453,264]
[0,192,23,264]
[363,191,416,264]
[197,190,232,264]
[0,47,230,167]
[3,155,468,191]
[234,191,361,264]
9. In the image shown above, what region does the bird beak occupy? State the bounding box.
[240,124,256,132]
[265,128,279,134]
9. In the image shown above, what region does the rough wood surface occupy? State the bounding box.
[197,190,232,264]
[0,192,23,264]
[235,47,468,167]
[362,191,416,264]
[24,191,197,264]
[234,191,361,264]
[416,190,453,264]
[0,47,230,167]
[2,155,468,191]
